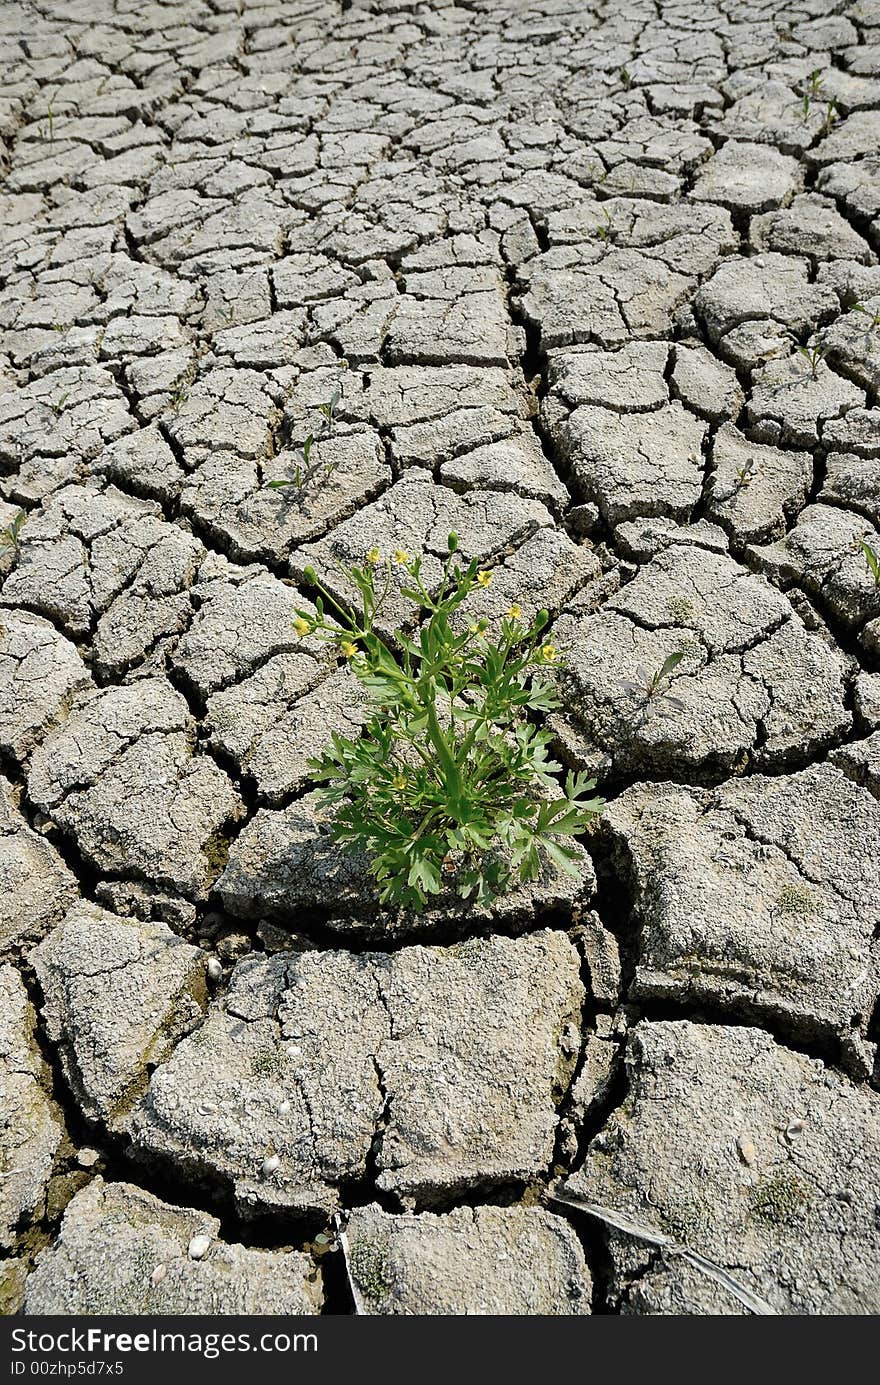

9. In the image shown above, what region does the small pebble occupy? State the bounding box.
[262,1154,281,1177]
[736,1134,756,1166]
[278,1100,291,1117]
[150,1264,167,1287]
[785,1119,804,1142]
[76,1147,101,1169]
[206,957,223,982]
[187,1234,212,1261]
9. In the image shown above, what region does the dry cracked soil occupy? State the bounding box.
[1,0,880,1319]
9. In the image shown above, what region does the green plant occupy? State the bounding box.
[293,535,603,911]
[821,97,838,136]
[620,649,687,709]
[266,433,315,491]
[800,68,823,119]
[0,510,26,552]
[594,205,613,248]
[267,380,344,493]
[860,537,880,587]
[317,383,342,431]
[733,461,755,491]
[796,341,828,379]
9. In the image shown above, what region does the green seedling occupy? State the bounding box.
[0,510,26,552]
[797,341,828,379]
[267,433,316,490]
[821,98,838,135]
[293,534,604,911]
[317,384,342,432]
[801,68,823,119]
[860,538,880,587]
[734,461,755,490]
[620,649,687,710]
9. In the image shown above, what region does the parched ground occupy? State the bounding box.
[1,0,879,1318]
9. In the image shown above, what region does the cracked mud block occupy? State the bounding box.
[519,247,692,350]
[819,298,880,396]
[694,253,838,346]
[129,932,582,1214]
[291,475,555,634]
[0,367,134,500]
[345,1204,591,1315]
[669,344,744,425]
[184,427,392,566]
[751,194,874,265]
[172,563,321,698]
[750,503,880,633]
[832,733,880,797]
[553,542,848,778]
[820,452,880,524]
[386,277,512,367]
[0,778,78,957]
[31,903,206,1131]
[0,966,64,1251]
[705,424,812,544]
[543,199,736,278]
[604,764,880,1046]
[27,679,241,900]
[563,1022,880,1315]
[456,526,603,630]
[1,484,203,662]
[218,790,594,941]
[93,426,186,504]
[823,407,880,458]
[208,663,366,804]
[746,354,865,448]
[816,158,880,244]
[4,0,880,1316]
[547,342,669,414]
[0,608,92,760]
[372,931,584,1203]
[689,140,802,213]
[553,403,707,529]
[709,77,829,155]
[24,1180,321,1315]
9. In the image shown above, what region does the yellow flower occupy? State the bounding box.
[391,772,407,791]
[476,569,492,586]
[339,639,358,659]
[507,603,522,620]
[393,548,410,566]
[365,546,381,565]
[293,617,311,637]
[539,643,558,663]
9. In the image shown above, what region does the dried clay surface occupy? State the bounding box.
[1,0,879,1317]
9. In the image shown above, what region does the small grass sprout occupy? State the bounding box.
[0,510,26,552]
[620,649,687,710]
[796,341,829,379]
[860,537,880,587]
[294,533,603,911]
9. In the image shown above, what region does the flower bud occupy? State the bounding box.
[535,608,549,628]
[448,530,459,552]
[302,565,317,585]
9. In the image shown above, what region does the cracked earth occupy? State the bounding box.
[1,0,880,1318]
